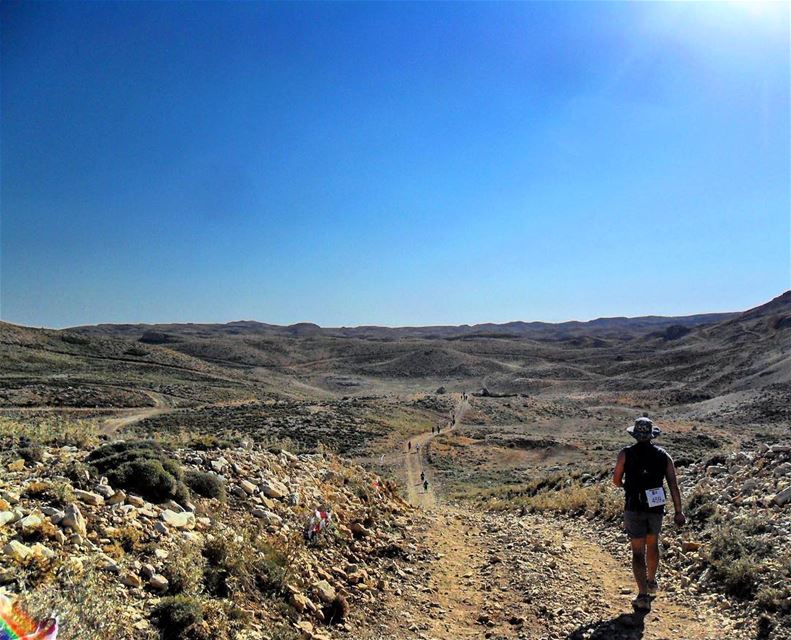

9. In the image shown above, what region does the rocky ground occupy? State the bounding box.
[0,440,430,640]
[0,401,788,640]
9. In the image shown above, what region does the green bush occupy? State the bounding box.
[185,471,226,500]
[258,540,289,590]
[88,440,189,504]
[153,596,203,639]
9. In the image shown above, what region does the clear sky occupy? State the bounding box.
[1,1,789,328]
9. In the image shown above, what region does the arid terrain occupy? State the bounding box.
[0,292,789,639]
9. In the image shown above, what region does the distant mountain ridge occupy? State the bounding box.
[1,291,789,403]
[69,311,737,342]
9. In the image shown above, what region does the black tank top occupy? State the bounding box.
[623,442,668,513]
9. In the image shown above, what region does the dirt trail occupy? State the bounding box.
[404,395,467,508]
[389,394,739,640]
[101,391,171,433]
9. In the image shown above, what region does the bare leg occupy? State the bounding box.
[646,534,659,582]
[630,537,648,595]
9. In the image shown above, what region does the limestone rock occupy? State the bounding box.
[240,479,257,495]
[772,485,791,507]
[120,571,143,588]
[261,478,287,499]
[149,574,169,591]
[160,509,196,530]
[74,489,104,506]
[4,540,33,562]
[0,511,20,527]
[314,579,336,603]
[62,503,87,537]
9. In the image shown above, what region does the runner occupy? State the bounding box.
[420,471,425,482]
[408,441,411,451]
[423,479,429,492]
[613,416,686,612]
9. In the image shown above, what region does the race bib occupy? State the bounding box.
[645,487,666,508]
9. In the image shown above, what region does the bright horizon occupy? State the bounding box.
[2,1,790,328]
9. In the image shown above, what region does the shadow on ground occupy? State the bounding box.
[566,612,646,639]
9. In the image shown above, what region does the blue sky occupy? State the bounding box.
[1,1,789,328]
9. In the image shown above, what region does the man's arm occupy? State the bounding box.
[665,455,686,525]
[612,449,626,487]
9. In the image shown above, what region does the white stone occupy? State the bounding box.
[160,509,195,530]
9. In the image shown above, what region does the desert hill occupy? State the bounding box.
[70,310,736,342]
[1,295,787,407]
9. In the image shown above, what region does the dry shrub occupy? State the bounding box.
[101,542,125,560]
[707,524,773,599]
[16,554,54,589]
[523,482,621,520]
[324,594,349,624]
[21,563,151,640]
[0,416,101,449]
[202,525,300,599]
[23,480,75,507]
[164,541,206,595]
[153,595,205,640]
[19,518,60,544]
[111,524,143,553]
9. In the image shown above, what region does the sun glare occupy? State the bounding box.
[728,0,786,19]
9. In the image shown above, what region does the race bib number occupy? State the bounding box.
[645,487,666,508]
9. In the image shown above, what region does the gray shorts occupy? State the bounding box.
[624,511,663,539]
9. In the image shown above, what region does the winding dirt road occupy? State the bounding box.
[384,393,740,640]
[101,391,171,433]
[404,395,467,509]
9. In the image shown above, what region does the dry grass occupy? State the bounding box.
[0,416,102,449]
[20,562,152,640]
[520,482,622,520]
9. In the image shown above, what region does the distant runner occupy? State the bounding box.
[423,479,429,492]
[420,471,425,482]
[408,441,411,451]
[613,416,686,612]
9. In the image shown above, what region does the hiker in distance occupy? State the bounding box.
[613,416,686,612]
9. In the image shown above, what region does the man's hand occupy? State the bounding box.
[673,512,686,526]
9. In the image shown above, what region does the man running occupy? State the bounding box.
[612,416,686,612]
[423,479,429,492]
[408,441,411,451]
